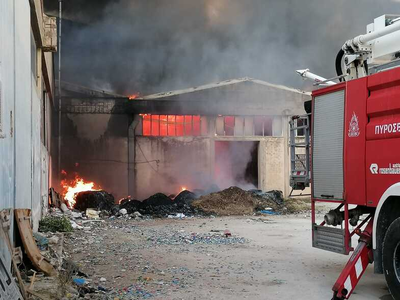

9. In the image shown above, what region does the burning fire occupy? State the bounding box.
[119,196,132,204]
[61,171,99,207]
[180,186,187,192]
[128,93,140,100]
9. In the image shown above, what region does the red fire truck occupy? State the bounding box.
[290,15,400,299]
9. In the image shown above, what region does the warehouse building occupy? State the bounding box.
[129,78,310,199]
[60,78,310,201]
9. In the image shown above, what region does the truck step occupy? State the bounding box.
[313,224,349,255]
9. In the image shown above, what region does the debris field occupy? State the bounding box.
[59,216,388,300]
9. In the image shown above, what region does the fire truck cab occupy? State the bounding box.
[290,14,400,300]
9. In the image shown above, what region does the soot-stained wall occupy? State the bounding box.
[134,136,212,200]
[60,99,130,201]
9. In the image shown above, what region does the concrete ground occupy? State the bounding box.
[67,215,391,300]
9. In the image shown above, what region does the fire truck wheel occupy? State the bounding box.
[383,217,400,299]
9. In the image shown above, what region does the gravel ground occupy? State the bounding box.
[64,215,390,300]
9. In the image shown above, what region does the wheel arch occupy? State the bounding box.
[373,183,400,274]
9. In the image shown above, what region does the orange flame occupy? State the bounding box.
[128,93,140,100]
[180,186,187,192]
[119,196,131,204]
[61,176,99,207]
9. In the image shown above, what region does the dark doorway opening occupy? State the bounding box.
[214,141,259,190]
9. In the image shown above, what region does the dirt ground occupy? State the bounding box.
[65,214,390,300]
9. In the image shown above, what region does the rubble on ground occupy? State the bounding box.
[55,186,291,222]
[63,218,247,299]
[4,184,309,300]
[116,187,285,218]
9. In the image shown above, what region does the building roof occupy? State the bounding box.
[138,77,310,100]
[59,81,125,98]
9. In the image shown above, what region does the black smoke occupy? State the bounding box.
[45,0,400,95]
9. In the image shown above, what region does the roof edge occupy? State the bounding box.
[138,77,310,100]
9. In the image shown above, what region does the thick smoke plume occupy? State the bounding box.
[46,0,400,95]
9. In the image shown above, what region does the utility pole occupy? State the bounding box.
[58,0,62,180]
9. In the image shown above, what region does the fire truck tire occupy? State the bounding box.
[383,217,400,299]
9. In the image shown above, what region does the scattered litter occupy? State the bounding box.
[223,230,232,237]
[70,220,83,230]
[98,285,109,292]
[168,213,186,219]
[86,208,100,219]
[60,203,71,214]
[259,210,280,215]
[73,278,86,286]
[48,235,60,245]
[71,211,83,219]
[133,211,142,218]
[33,232,49,250]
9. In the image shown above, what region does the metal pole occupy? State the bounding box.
[58,0,62,180]
[296,69,336,86]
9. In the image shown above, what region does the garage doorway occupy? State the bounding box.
[214,141,259,190]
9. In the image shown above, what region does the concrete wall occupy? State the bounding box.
[134,135,293,199]
[259,138,288,195]
[133,114,295,198]
[134,136,212,200]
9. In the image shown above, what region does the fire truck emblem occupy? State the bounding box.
[348,112,360,137]
[370,164,379,174]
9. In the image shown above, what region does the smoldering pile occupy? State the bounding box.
[63,187,286,219]
[74,190,115,211]
[118,190,200,218]
[113,187,285,218]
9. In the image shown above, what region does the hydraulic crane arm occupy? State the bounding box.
[339,15,400,80]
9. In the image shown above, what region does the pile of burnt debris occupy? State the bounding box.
[58,186,286,219]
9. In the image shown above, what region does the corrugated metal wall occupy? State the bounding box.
[14,0,32,211]
[0,0,16,265]
[0,0,50,264]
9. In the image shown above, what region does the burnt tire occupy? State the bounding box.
[383,217,400,299]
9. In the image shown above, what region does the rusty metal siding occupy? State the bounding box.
[0,0,16,265]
